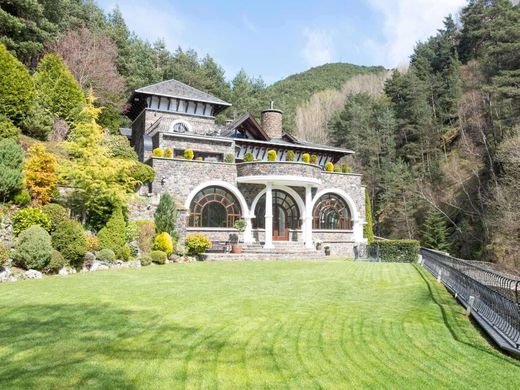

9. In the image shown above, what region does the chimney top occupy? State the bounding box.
[261,102,283,139]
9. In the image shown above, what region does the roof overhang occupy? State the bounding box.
[237,175,321,187]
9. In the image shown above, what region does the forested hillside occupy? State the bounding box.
[330,0,520,268]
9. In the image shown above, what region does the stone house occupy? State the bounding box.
[126,79,367,257]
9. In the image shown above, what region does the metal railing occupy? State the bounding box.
[420,248,520,355]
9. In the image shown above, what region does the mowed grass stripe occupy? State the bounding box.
[0,260,519,389]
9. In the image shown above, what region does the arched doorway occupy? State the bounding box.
[253,190,300,241]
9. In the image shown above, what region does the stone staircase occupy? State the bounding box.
[203,241,326,261]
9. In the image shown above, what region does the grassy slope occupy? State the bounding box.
[264,63,386,132]
[0,261,518,389]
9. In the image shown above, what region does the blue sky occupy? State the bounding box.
[96,0,466,84]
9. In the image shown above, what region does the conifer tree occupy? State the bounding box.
[154,193,178,239]
[364,190,375,244]
[0,138,24,202]
[24,144,58,205]
[421,209,451,252]
[97,207,127,257]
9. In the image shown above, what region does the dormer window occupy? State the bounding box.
[171,121,190,133]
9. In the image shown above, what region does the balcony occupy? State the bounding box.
[236,161,323,186]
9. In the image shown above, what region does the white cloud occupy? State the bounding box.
[301,28,334,67]
[367,0,466,67]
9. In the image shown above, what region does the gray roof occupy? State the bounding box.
[135,79,231,106]
[234,137,354,155]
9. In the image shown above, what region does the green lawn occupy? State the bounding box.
[1,261,519,389]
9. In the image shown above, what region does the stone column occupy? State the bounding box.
[352,218,367,243]
[264,182,274,249]
[304,185,314,248]
[243,214,253,244]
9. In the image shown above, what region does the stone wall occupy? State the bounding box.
[158,133,234,157]
[145,110,217,134]
[317,172,365,222]
[237,161,322,180]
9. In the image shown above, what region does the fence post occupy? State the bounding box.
[465,296,475,316]
[437,270,442,283]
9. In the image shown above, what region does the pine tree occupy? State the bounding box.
[0,138,24,202]
[97,207,127,256]
[154,193,178,239]
[364,190,375,243]
[421,209,451,252]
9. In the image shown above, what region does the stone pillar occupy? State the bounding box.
[304,185,314,248]
[264,182,274,249]
[352,218,366,243]
[243,214,253,244]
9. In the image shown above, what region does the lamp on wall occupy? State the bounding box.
[161,177,166,186]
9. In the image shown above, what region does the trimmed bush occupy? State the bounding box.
[136,220,155,253]
[12,226,52,270]
[373,240,420,263]
[302,153,310,163]
[152,148,164,157]
[184,149,194,160]
[333,165,341,173]
[44,250,67,274]
[12,208,51,235]
[286,150,295,161]
[150,250,167,264]
[42,203,69,231]
[324,162,334,172]
[140,254,152,266]
[185,233,212,256]
[267,149,277,161]
[196,157,203,161]
[310,154,318,164]
[164,147,173,158]
[244,152,254,162]
[13,189,31,207]
[0,115,21,140]
[154,232,174,255]
[0,243,9,267]
[97,208,126,257]
[224,153,235,163]
[341,164,351,173]
[51,220,88,267]
[97,248,116,262]
[86,235,100,252]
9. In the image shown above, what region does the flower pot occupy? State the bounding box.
[324,248,331,256]
[316,244,322,250]
[231,244,242,254]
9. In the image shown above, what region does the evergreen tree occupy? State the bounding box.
[0,43,35,125]
[364,190,375,244]
[21,99,53,140]
[24,144,58,206]
[154,193,178,239]
[97,207,127,256]
[421,209,451,252]
[0,138,24,202]
[33,53,85,125]
[0,115,21,140]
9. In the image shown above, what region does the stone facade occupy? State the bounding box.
[156,133,234,159]
[237,161,322,179]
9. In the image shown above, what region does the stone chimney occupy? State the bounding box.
[261,101,283,139]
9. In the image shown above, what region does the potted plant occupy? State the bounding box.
[324,245,331,256]
[315,239,323,250]
[231,219,247,254]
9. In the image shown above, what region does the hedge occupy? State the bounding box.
[372,240,420,263]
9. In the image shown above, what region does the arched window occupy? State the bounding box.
[188,186,241,227]
[253,190,300,229]
[172,121,189,133]
[312,193,351,230]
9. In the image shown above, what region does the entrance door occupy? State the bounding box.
[273,204,289,241]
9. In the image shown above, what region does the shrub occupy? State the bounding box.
[102,134,138,160]
[0,115,20,140]
[341,164,351,173]
[97,248,116,262]
[0,138,24,202]
[185,233,212,256]
[128,241,139,257]
[121,243,132,261]
[286,150,295,161]
[164,147,173,158]
[12,226,52,270]
[152,148,164,157]
[373,240,420,263]
[154,194,177,238]
[224,153,235,163]
[0,243,9,267]
[24,144,58,205]
[154,232,174,255]
[21,100,53,140]
[184,149,194,160]
[0,43,35,125]
[86,235,100,251]
[324,162,334,172]
[97,207,126,257]
[302,153,310,163]
[41,203,69,231]
[12,208,51,235]
[140,254,152,266]
[150,250,167,264]
[267,149,277,161]
[244,152,254,162]
[131,162,155,184]
[136,220,155,253]
[51,220,88,267]
[196,157,203,161]
[33,53,84,125]
[13,189,31,207]
[44,250,67,274]
[310,155,318,164]
[333,165,341,173]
